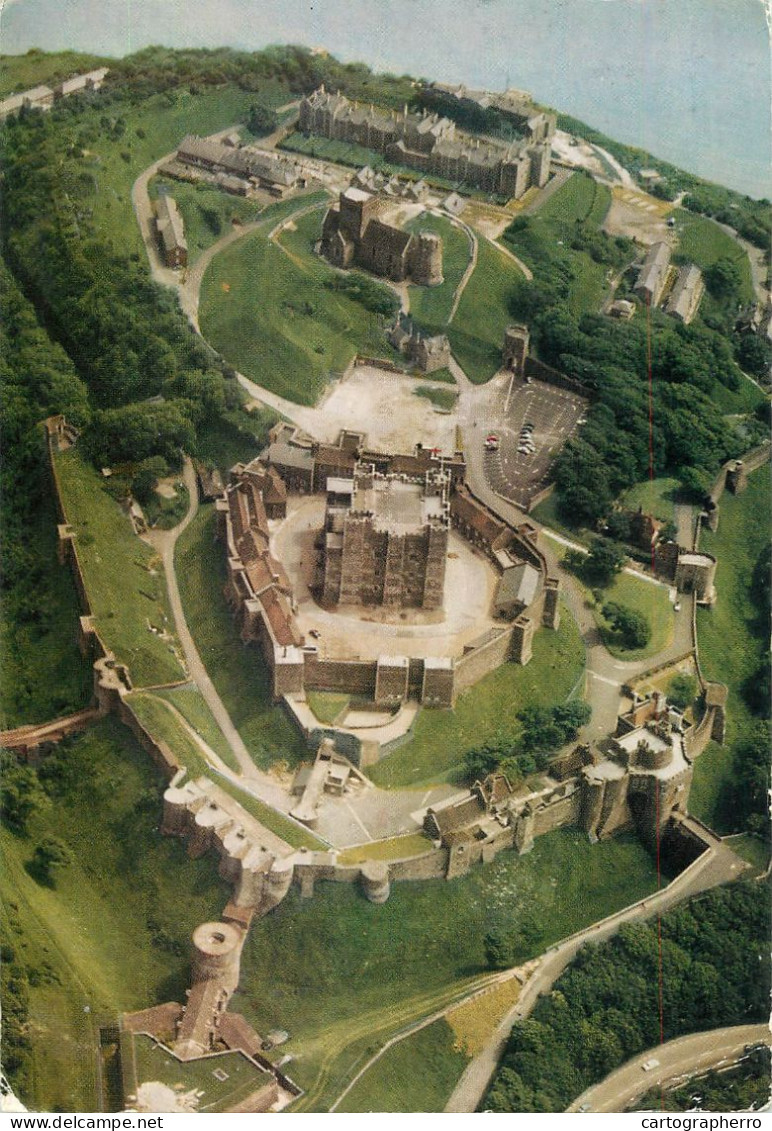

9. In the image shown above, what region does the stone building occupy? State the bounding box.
[155,194,188,268]
[175,134,303,195]
[321,187,443,285]
[664,263,704,324]
[388,315,451,373]
[502,324,530,377]
[320,463,450,609]
[299,86,551,198]
[428,82,557,144]
[634,241,671,307]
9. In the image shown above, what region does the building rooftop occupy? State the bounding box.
[352,474,447,534]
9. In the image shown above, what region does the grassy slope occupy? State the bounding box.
[199,207,394,405]
[369,605,584,788]
[690,468,770,831]
[150,176,261,266]
[448,236,526,384]
[620,477,681,522]
[77,85,270,256]
[0,717,228,1111]
[585,571,674,662]
[126,691,322,849]
[157,684,239,768]
[0,50,110,96]
[0,470,92,729]
[235,829,660,1087]
[674,210,755,305]
[337,1018,468,1112]
[174,506,306,770]
[406,212,471,331]
[54,448,185,688]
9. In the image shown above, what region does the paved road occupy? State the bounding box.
[444,838,749,1113]
[568,1024,771,1113]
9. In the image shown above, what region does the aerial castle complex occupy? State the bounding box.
[299,85,553,198]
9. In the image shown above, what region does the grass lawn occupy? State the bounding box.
[368,605,584,788]
[235,828,661,1096]
[158,684,240,770]
[150,176,261,265]
[448,236,527,384]
[0,717,228,1111]
[53,448,185,688]
[581,570,673,663]
[306,691,350,726]
[674,210,755,305]
[127,692,322,850]
[199,209,394,405]
[620,477,681,522]
[0,468,92,729]
[74,84,275,256]
[0,49,110,96]
[690,468,770,831]
[405,212,471,331]
[174,506,306,771]
[337,1018,468,1112]
[724,834,770,874]
[414,384,457,411]
[532,495,593,547]
[537,172,611,228]
[337,834,432,865]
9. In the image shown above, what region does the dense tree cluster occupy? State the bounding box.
[485,881,769,1112]
[601,601,651,650]
[463,701,591,782]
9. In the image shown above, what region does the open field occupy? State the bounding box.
[200,211,395,405]
[0,717,228,1111]
[537,171,611,228]
[674,210,755,305]
[337,1018,468,1112]
[620,477,681,522]
[448,237,527,384]
[54,448,185,688]
[174,506,306,770]
[0,471,92,728]
[368,604,584,788]
[690,467,770,831]
[76,85,274,256]
[235,828,661,1096]
[405,212,471,331]
[0,50,109,96]
[151,176,262,265]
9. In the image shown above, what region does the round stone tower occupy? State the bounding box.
[360,860,391,904]
[191,921,242,991]
[411,231,443,287]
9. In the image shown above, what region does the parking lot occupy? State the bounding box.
[482,375,588,510]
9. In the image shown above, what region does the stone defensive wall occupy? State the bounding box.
[220,451,562,714]
[701,439,771,532]
[523,355,594,401]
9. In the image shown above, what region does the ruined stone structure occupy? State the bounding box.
[389,314,451,373]
[502,324,530,377]
[321,187,443,285]
[320,463,450,610]
[299,86,551,198]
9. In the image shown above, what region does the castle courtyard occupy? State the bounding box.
[270,495,500,661]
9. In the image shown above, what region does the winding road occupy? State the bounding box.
[568,1024,770,1113]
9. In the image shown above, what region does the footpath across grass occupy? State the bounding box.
[235,828,661,1079]
[690,467,770,831]
[0,717,228,1111]
[53,448,185,688]
[448,236,528,384]
[199,207,395,405]
[337,1018,468,1112]
[174,506,306,771]
[368,605,584,789]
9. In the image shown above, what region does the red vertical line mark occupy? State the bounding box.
[655,778,666,1110]
[646,291,656,572]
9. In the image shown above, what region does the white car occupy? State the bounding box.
[641,1058,661,1072]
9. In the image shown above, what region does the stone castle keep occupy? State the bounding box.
[321,464,450,609]
[217,427,563,710]
[299,85,552,198]
[321,186,443,285]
